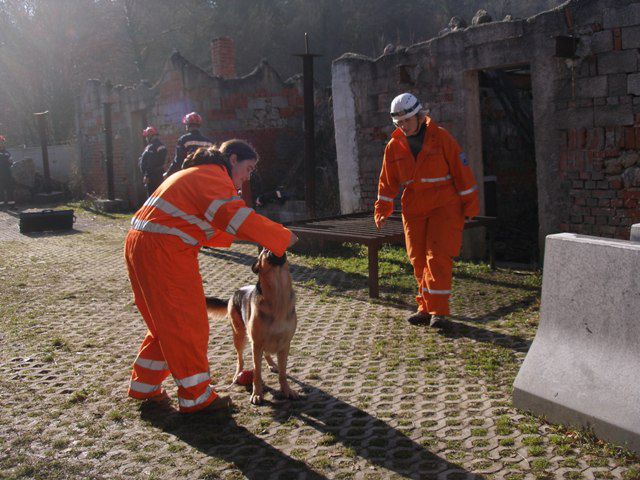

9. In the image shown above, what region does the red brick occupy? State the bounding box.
[624,127,637,149]
[578,127,587,149]
[609,177,623,189]
[587,127,604,150]
[613,28,622,50]
[568,129,577,150]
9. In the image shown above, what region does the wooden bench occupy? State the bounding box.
[286,212,496,298]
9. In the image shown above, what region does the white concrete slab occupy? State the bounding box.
[513,233,640,454]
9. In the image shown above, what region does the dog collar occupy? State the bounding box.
[267,252,287,266]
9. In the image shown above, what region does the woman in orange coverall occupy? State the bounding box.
[375,93,479,328]
[124,139,297,413]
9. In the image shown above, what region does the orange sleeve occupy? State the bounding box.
[440,128,480,218]
[374,142,399,227]
[204,195,291,256]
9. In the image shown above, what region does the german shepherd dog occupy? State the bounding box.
[207,248,299,404]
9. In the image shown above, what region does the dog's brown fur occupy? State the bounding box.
[206,248,298,404]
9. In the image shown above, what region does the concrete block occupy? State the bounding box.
[591,30,613,54]
[608,74,627,96]
[594,104,634,127]
[513,233,640,455]
[622,25,640,49]
[604,3,640,28]
[628,73,640,96]
[631,224,640,242]
[576,76,608,98]
[597,50,637,75]
[556,107,594,129]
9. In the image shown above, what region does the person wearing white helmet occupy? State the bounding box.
[375,93,480,327]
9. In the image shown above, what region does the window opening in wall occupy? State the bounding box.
[479,65,539,264]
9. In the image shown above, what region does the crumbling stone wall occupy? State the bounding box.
[558,4,640,237]
[77,51,308,208]
[332,0,640,249]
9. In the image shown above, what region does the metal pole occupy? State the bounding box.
[294,33,321,218]
[102,102,115,201]
[34,111,51,194]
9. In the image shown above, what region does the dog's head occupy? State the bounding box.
[251,248,288,275]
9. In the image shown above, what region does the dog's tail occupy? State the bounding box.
[205,296,227,320]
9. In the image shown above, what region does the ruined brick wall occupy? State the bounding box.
[332,0,640,253]
[77,52,308,209]
[556,4,640,237]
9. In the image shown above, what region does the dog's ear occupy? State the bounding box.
[251,259,260,274]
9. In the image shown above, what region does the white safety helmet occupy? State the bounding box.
[390,93,423,123]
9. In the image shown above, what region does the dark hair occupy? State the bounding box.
[220,139,259,162]
[181,146,227,170]
[180,139,258,172]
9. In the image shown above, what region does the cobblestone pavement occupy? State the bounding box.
[0,207,638,480]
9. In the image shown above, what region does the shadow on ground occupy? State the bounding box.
[140,378,484,480]
[140,401,328,480]
[202,247,536,353]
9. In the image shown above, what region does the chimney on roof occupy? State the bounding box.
[211,37,236,79]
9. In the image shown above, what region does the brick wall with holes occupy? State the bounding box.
[77,51,315,208]
[333,0,640,245]
[556,8,640,238]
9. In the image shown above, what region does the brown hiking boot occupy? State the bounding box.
[195,394,232,413]
[429,315,449,328]
[146,389,171,404]
[406,311,430,325]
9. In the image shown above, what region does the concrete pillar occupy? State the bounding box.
[332,59,362,214]
[211,37,236,79]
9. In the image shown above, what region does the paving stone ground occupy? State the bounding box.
[0,206,638,480]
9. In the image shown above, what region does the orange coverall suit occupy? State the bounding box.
[375,116,479,316]
[124,163,291,412]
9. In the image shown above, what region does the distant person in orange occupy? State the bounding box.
[124,139,298,413]
[375,93,479,328]
[0,135,15,206]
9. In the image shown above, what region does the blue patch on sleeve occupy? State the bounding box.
[460,152,469,166]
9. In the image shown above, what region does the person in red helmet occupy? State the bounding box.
[139,126,167,197]
[375,93,479,328]
[0,135,15,206]
[163,112,213,178]
[125,139,298,413]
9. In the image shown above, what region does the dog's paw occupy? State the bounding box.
[268,365,278,374]
[250,392,263,405]
[281,386,300,400]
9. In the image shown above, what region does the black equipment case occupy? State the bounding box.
[19,209,75,234]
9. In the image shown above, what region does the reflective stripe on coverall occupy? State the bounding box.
[164,130,213,177]
[374,116,480,315]
[124,163,292,412]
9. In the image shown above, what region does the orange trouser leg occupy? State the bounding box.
[124,231,217,412]
[126,259,170,399]
[422,203,464,315]
[402,214,429,313]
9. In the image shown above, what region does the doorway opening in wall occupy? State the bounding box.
[479,65,539,265]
